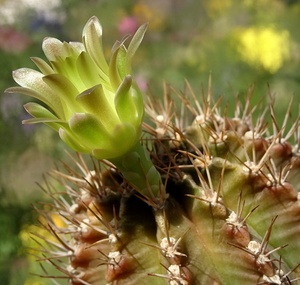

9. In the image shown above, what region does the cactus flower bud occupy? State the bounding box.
[6,16,165,200]
[6,16,146,160]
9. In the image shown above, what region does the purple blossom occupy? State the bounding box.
[0,26,31,53]
[118,16,139,36]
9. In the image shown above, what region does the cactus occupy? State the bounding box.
[7,17,300,285]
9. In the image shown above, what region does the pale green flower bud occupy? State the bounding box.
[6,16,147,160]
[7,16,166,202]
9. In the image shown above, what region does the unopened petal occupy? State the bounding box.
[43,38,84,61]
[59,128,91,154]
[92,148,122,160]
[42,37,65,61]
[43,74,85,118]
[76,85,120,131]
[110,122,139,156]
[114,75,138,125]
[10,69,64,118]
[130,81,144,123]
[24,102,59,120]
[31,57,54,75]
[61,41,82,58]
[69,113,111,150]
[23,102,67,131]
[82,16,108,74]
[109,44,126,91]
[13,68,44,88]
[50,56,86,92]
[69,42,85,53]
[125,22,148,75]
[77,51,110,90]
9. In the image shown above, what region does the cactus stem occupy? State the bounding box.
[279,262,300,284]
[16,63,300,284]
[82,201,110,229]
[225,193,259,233]
[132,184,168,210]
[148,263,193,285]
[228,216,293,280]
[257,260,300,285]
[140,226,189,262]
[263,159,291,187]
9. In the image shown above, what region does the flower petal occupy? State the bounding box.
[23,117,63,124]
[131,81,144,123]
[69,41,86,54]
[92,123,140,160]
[91,148,121,160]
[110,122,139,156]
[114,75,138,126]
[24,102,57,118]
[125,22,148,74]
[69,113,111,150]
[23,102,67,131]
[43,74,85,118]
[50,56,86,92]
[77,51,111,90]
[116,45,128,79]
[42,38,84,62]
[31,57,54,75]
[9,68,64,118]
[82,16,108,74]
[59,128,91,154]
[76,84,120,131]
[42,37,65,61]
[62,41,83,58]
[109,43,127,91]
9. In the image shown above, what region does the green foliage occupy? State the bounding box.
[0,202,34,285]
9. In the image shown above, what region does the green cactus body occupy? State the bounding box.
[7,16,300,285]
[31,83,300,285]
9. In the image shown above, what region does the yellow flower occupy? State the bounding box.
[235,27,290,73]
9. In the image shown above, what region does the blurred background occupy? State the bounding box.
[0,0,299,284]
